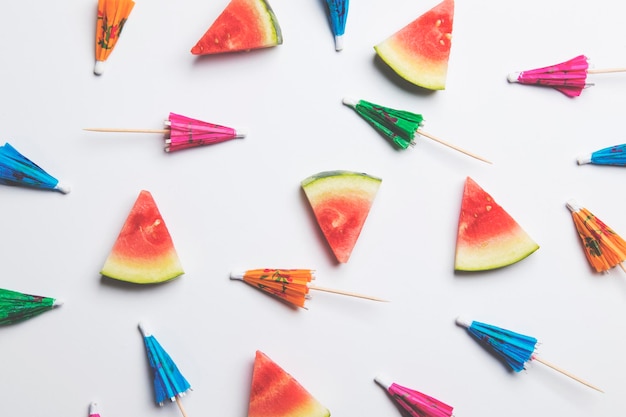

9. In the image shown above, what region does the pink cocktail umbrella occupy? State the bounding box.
[507,55,626,97]
[84,112,246,152]
[375,375,453,417]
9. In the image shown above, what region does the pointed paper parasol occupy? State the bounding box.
[456,317,603,392]
[325,0,349,51]
[0,287,62,325]
[94,0,135,75]
[0,142,70,193]
[507,55,626,97]
[566,199,626,273]
[89,402,101,417]
[375,375,453,417]
[139,322,191,417]
[230,268,387,309]
[342,98,491,164]
[84,112,246,152]
[577,143,626,167]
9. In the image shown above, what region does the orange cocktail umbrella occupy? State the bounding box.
[94,0,135,75]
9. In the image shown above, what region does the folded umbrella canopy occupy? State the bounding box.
[0,142,70,193]
[577,143,626,167]
[375,375,453,417]
[0,287,62,326]
[94,0,135,75]
[324,0,349,51]
[139,322,191,417]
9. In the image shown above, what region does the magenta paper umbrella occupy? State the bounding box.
[375,375,453,417]
[507,55,626,97]
[84,112,246,152]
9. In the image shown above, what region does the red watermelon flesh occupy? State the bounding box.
[100,190,184,284]
[248,351,330,417]
[191,0,283,55]
[301,171,381,263]
[374,0,454,90]
[455,177,539,271]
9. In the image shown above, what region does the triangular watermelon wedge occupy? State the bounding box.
[455,177,539,271]
[248,351,330,417]
[100,190,184,284]
[301,170,381,263]
[191,0,283,55]
[374,0,454,90]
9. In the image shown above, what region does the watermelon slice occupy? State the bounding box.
[374,0,454,90]
[454,177,539,271]
[302,170,381,263]
[100,190,184,284]
[248,351,330,417]
[191,0,283,55]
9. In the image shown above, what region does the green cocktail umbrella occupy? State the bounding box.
[0,288,62,325]
[342,98,491,164]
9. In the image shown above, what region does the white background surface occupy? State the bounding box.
[1,0,626,416]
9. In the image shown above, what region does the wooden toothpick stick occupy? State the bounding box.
[83,127,169,134]
[417,129,492,164]
[532,355,604,393]
[308,284,389,302]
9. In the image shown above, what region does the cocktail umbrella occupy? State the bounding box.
[566,199,626,273]
[89,402,101,417]
[84,112,246,152]
[577,143,626,166]
[456,317,603,392]
[507,55,626,97]
[374,375,453,417]
[139,322,191,417]
[94,0,135,75]
[325,0,349,51]
[0,287,62,325]
[0,142,70,193]
[342,98,491,164]
[230,268,387,309]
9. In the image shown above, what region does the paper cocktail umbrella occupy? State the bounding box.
[566,199,626,273]
[0,287,62,325]
[507,55,626,97]
[577,143,626,167]
[89,402,101,417]
[0,142,70,193]
[85,112,246,152]
[94,0,135,75]
[324,0,349,51]
[230,268,387,309]
[375,375,453,417]
[342,98,491,164]
[139,322,191,417]
[456,317,603,392]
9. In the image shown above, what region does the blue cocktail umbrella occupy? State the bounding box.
[325,0,349,51]
[139,322,191,417]
[456,317,603,392]
[0,142,70,193]
[577,143,626,166]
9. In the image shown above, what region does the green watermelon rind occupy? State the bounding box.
[454,178,539,272]
[374,0,454,90]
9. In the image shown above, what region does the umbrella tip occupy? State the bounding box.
[53,298,64,307]
[138,321,151,337]
[566,199,582,212]
[576,153,592,165]
[374,374,392,390]
[230,270,246,280]
[507,71,521,83]
[455,316,472,328]
[55,182,71,194]
[89,402,100,416]
[342,97,358,107]
[235,128,248,139]
[334,35,344,51]
[94,60,106,76]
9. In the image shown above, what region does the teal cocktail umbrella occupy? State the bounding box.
[0,142,70,193]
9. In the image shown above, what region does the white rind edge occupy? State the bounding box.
[89,402,99,416]
[577,154,592,165]
[230,270,246,280]
[342,97,358,107]
[455,316,472,328]
[55,182,71,194]
[334,35,344,51]
[138,321,151,337]
[94,61,106,75]
[566,199,583,213]
[507,72,521,83]
[374,375,392,390]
